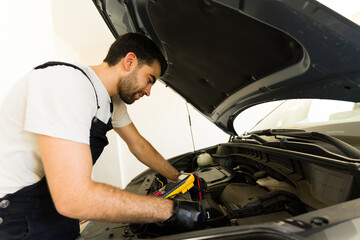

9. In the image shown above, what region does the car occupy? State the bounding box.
[79,0,360,239]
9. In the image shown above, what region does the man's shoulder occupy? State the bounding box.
[31,61,87,78]
[30,62,94,89]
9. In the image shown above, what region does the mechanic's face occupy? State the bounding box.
[118,61,161,104]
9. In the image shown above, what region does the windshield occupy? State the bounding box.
[234,99,360,137]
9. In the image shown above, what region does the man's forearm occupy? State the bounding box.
[38,134,174,223]
[131,138,179,180]
[55,179,174,222]
[114,124,179,179]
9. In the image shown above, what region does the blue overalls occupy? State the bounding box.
[0,62,113,239]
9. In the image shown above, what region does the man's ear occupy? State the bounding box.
[123,52,138,71]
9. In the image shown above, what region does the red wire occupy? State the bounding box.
[79,220,88,225]
[196,175,202,200]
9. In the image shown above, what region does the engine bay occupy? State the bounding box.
[81,141,360,239]
[128,165,308,238]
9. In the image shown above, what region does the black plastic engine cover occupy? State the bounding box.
[200,193,229,227]
[220,183,268,218]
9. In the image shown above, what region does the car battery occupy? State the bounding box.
[195,166,234,197]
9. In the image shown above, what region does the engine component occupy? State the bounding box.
[195,166,233,187]
[221,183,306,218]
[197,153,214,169]
[220,183,268,218]
[257,176,297,194]
[200,194,229,226]
[195,166,234,199]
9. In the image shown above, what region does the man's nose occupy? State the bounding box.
[144,84,152,96]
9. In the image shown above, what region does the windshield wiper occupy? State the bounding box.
[248,129,360,159]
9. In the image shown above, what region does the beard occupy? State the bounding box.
[118,67,141,104]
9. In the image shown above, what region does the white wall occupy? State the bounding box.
[317,0,360,24]
[0,0,54,104]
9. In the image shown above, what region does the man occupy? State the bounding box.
[0,33,205,239]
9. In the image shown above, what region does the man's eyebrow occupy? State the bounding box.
[149,74,156,84]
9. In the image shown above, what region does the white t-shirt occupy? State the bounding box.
[0,63,132,197]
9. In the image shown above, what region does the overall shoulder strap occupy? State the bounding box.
[34,61,99,109]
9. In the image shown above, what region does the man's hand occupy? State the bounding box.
[166,200,207,230]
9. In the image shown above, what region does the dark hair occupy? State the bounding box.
[104,33,167,76]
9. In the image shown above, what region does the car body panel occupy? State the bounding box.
[93,0,360,135]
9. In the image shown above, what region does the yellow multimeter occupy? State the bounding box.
[154,173,195,198]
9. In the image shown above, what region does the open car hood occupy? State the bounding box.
[93,0,360,135]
